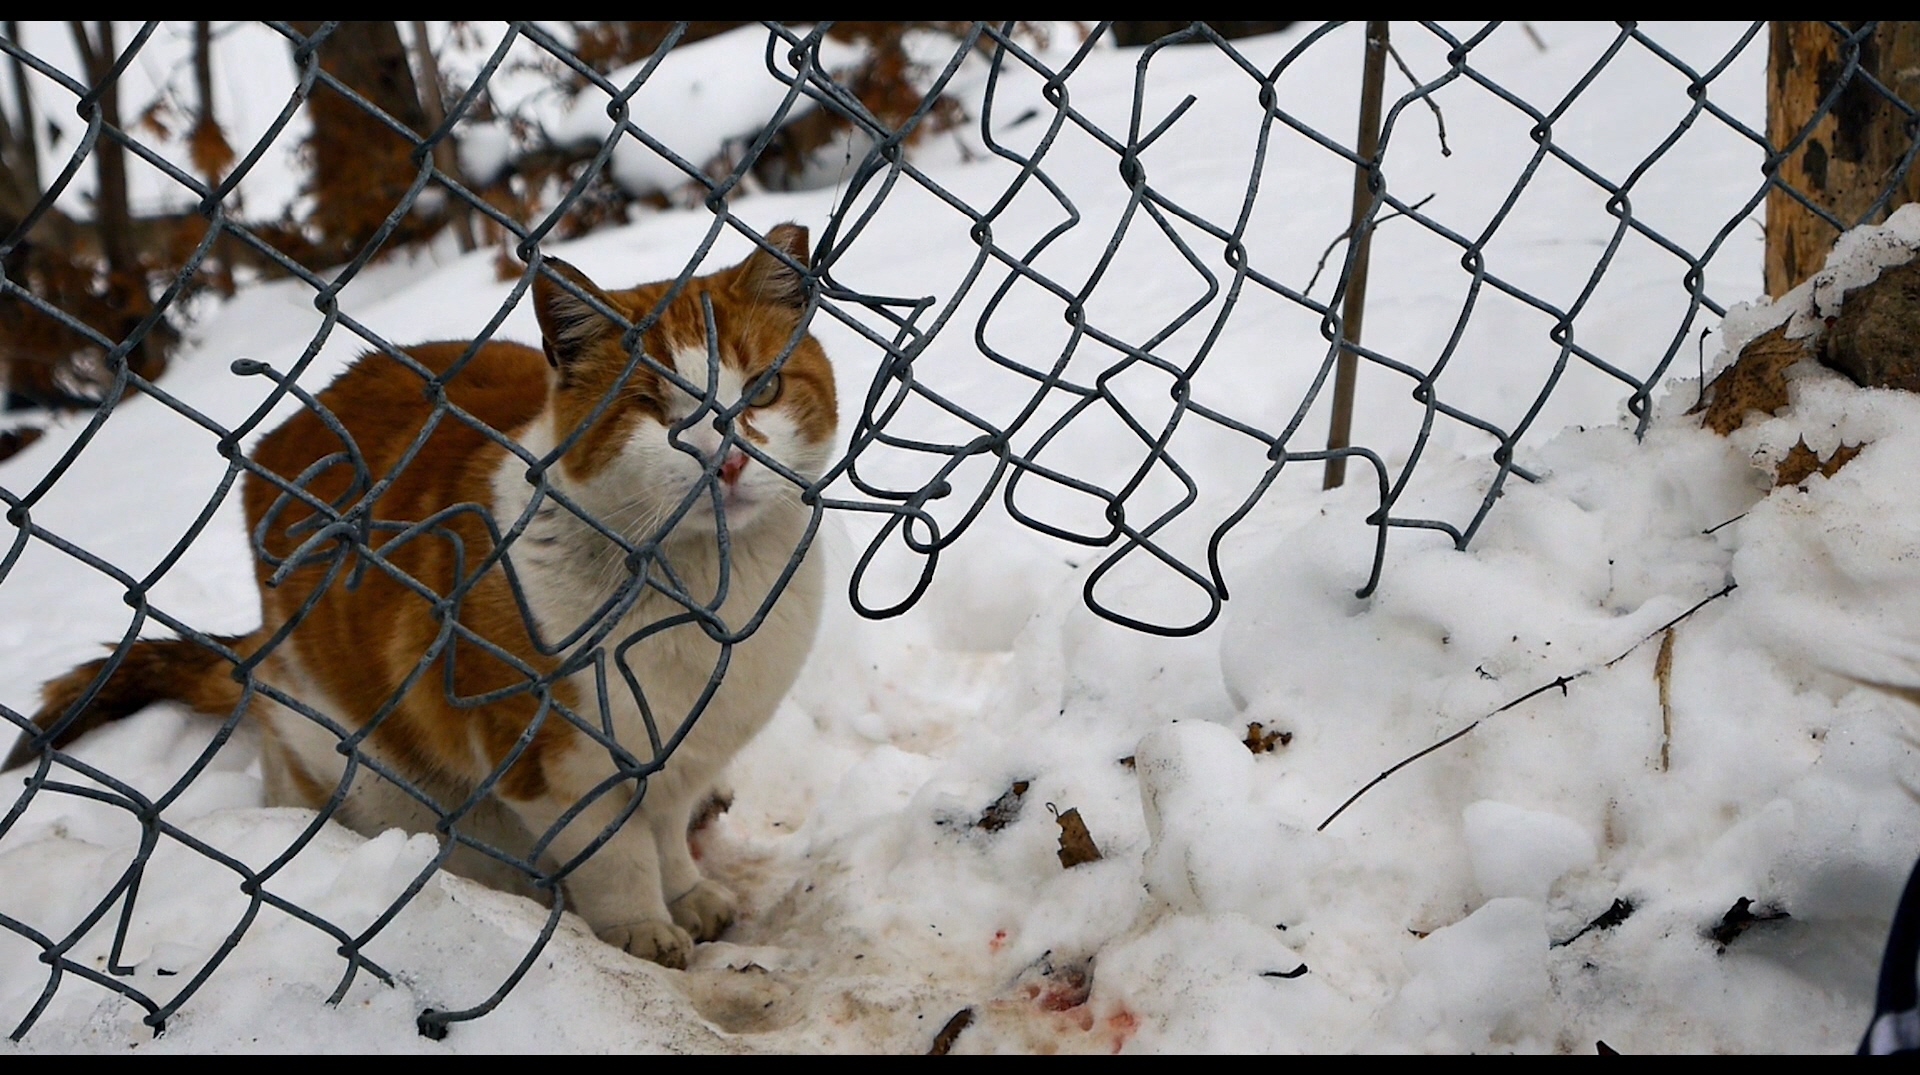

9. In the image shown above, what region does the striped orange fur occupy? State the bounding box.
[10,225,836,968]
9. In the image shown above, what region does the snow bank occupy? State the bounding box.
[536,26,863,198]
[5,23,1918,1055]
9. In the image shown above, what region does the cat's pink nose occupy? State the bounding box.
[720,450,748,486]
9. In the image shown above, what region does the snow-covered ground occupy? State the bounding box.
[7,22,1920,1053]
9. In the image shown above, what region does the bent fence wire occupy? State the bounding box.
[0,20,1913,1040]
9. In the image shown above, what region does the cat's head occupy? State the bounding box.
[531,223,837,542]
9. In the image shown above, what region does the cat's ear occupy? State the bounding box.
[533,257,620,369]
[732,224,810,310]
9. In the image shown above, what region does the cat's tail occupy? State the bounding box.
[4,635,251,771]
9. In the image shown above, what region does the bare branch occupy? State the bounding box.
[1386,41,1450,157]
[1304,192,1435,297]
[409,20,475,252]
[1319,583,1737,831]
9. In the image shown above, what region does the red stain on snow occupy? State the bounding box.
[1103,1007,1139,1053]
[1037,980,1089,1013]
[989,929,1008,954]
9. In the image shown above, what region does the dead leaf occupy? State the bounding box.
[1774,437,1863,487]
[976,780,1029,832]
[1050,804,1102,868]
[1691,325,1810,436]
[189,115,236,180]
[1820,441,1861,477]
[137,98,176,139]
[1243,721,1291,754]
[1708,896,1789,949]
[1553,897,1635,948]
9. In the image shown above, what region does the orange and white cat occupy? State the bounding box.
[6,224,836,968]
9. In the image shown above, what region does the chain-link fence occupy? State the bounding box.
[0,20,1914,1042]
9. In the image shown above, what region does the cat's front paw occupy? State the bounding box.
[669,879,737,942]
[598,919,694,969]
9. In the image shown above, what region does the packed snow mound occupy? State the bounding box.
[1464,801,1597,902]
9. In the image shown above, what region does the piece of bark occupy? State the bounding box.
[927,1007,973,1055]
[1820,257,1920,392]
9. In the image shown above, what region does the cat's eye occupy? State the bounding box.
[746,371,782,408]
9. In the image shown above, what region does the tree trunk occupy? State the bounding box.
[286,21,433,263]
[2,21,40,213]
[68,20,164,384]
[407,21,474,253]
[1765,21,1920,298]
[69,24,134,292]
[191,20,236,296]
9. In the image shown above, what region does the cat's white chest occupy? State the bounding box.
[497,449,822,792]
[591,533,821,782]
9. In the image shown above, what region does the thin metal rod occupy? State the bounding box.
[1324,20,1389,490]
